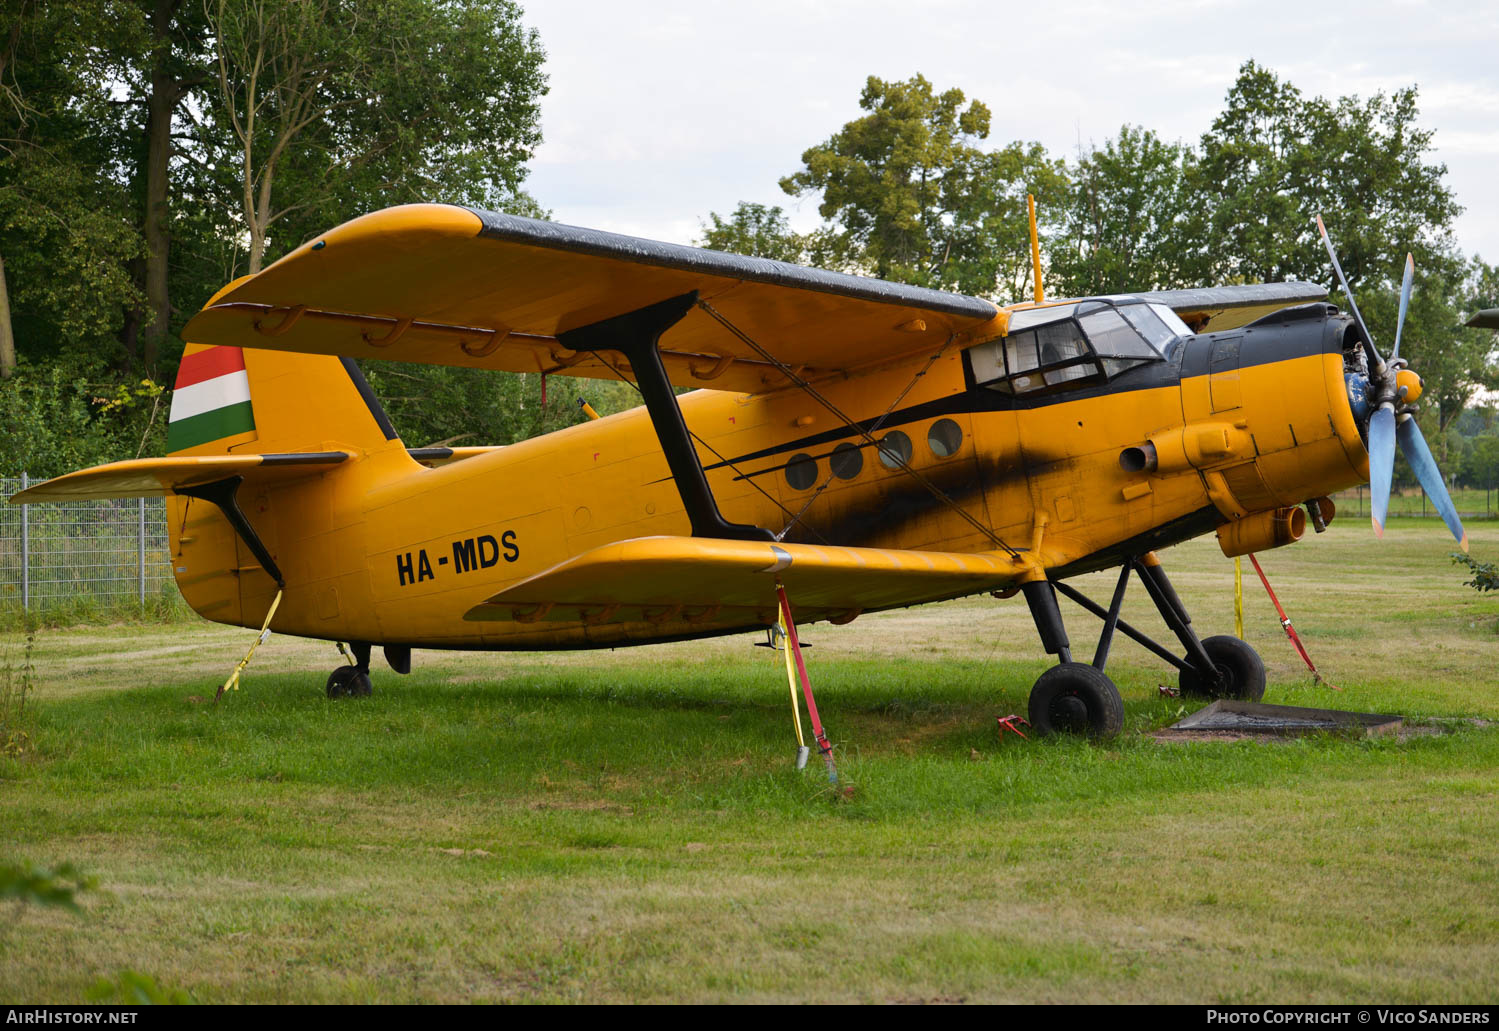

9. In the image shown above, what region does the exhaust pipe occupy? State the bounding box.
[1216,507,1306,558]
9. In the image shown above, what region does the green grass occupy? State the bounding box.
[2,520,1498,1002]
[0,591,193,632]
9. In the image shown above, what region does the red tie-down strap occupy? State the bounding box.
[1247,554,1340,691]
[775,583,838,783]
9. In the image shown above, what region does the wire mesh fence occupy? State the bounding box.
[1330,486,1499,521]
[0,475,178,610]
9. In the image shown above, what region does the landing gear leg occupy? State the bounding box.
[1021,580,1124,737]
[1135,556,1265,701]
[327,641,373,699]
[1048,554,1266,709]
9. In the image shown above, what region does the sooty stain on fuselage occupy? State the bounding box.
[781,456,1000,548]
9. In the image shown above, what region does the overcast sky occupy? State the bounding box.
[519,0,1499,294]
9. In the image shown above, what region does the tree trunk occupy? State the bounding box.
[141,0,178,368]
[0,250,15,378]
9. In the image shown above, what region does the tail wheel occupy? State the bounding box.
[1179,635,1266,701]
[1027,662,1124,738]
[326,665,372,699]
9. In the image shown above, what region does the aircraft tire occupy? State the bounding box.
[1027,662,1124,738]
[326,665,373,699]
[1178,635,1265,701]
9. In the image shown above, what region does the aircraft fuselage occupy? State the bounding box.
[168,303,1370,651]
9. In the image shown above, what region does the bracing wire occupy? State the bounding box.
[697,300,1020,559]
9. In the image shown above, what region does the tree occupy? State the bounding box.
[780,74,990,287]
[938,141,1067,300]
[202,0,547,273]
[0,1,148,376]
[1387,254,1499,436]
[697,202,809,263]
[1049,126,1206,296]
[122,1,211,368]
[1467,434,1499,491]
[358,362,641,449]
[1191,61,1487,437]
[192,0,558,450]
[1193,61,1459,288]
[778,75,1066,299]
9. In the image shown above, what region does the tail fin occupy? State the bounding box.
[167,343,402,456]
[161,339,405,631]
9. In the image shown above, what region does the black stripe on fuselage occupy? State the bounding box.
[703,305,1347,475]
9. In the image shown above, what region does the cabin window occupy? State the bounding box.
[830,442,863,480]
[877,431,912,469]
[928,419,963,457]
[786,453,817,490]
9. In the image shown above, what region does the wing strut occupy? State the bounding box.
[558,292,772,542]
[178,476,286,588]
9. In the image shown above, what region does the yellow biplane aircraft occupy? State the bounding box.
[11,203,1466,737]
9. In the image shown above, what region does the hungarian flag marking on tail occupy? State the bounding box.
[166,345,256,451]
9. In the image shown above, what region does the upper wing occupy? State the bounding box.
[9,453,348,503]
[182,204,1002,394]
[1103,283,1329,333]
[463,534,1023,625]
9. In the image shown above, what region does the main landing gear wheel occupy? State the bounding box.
[325,665,372,699]
[1027,662,1125,738]
[1178,635,1266,701]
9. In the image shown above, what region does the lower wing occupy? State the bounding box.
[464,535,1025,625]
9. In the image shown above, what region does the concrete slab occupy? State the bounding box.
[1164,699,1404,738]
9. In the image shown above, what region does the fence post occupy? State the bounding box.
[19,471,28,611]
[138,496,146,606]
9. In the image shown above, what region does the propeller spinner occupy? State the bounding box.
[1316,217,1468,552]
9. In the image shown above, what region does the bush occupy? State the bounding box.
[1452,552,1499,592]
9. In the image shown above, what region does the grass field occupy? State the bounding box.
[2,518,1498,1003]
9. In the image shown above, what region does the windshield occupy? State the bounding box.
[965,299,1168,397]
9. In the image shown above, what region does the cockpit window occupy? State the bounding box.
[965,299,1168,397]
[1115,302,1192,359]
[1081,308,1157,359]
[1150,303,1193,338]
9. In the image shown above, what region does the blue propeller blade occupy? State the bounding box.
[1316,214,1382,366]
[1397,415,1469,553]
[1368,405,1396,536]
[1392,252,1413,361]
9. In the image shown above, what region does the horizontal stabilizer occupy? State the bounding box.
[464,535,1022,626]
[9,452,348,504]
